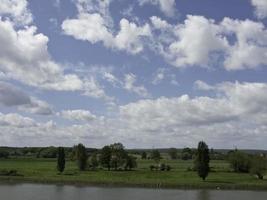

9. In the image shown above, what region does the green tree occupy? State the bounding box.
[151,149,161,163]
[0,150,9,159]
[194,141,210,181]
[250,155,267,179]
[76,143,88,171]
[100,145,112,170]
[141,152,147,159]
[110,143,127,170]
[90,153,99,170]
[168,148,178,160]
[181,147,193,160]
[57,147,65,173]
[125,155,137,170]
[228,150,251,173]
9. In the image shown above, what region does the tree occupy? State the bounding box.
[57,147,65,173]
[141,152,147,159]
[181,147,193,160]
[194,141,210,181]
[250,155,267,179]
[168,148,178,160]
[100,145,112,170]
[228,150,251,173]
[90,153,99,170]
[124,155,137,170]
[110,143,127,170]
[151,149,161,163]
[0,150,9,159]
[76,143,88,171]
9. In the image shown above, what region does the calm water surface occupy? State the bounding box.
[0,184,267,200]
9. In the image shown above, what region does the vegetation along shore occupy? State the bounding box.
[0,142,267,190]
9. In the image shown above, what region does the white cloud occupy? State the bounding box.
[82,77,113,102]
[0,19,83,91]
[164,15,228,68]
[194,80,214,91]
[62,13,151,54]
[221,18,267,70]
[152,15,267,70]
[0,112,36,128]
[0,82,53,115]
[75,0,113,23]
[1,81,267,148]
[103,72,121,86]
[150,16,171,29]
[0,0,32,25]
[0,18,111,101]
[124,73,149,97]
[60,109,96,122]
[139,0,176,17]
[18,98,53,115]
[251,0,267,19]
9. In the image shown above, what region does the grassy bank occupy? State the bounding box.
[0,158,267,190]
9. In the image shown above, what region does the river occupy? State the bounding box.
[0,183,267,200]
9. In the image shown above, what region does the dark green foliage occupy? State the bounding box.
[0,150,9,158]
[168,148,178,160]
[141,152,147,159]
[75,143,88,171]
[57,147,65,173]
[0,169,22,176]
[151,149,161,163]
[166,165,171,171]
[228,150,251,173]
[110,143,127,170]
[181,147,193,160]
[37,147,57,158]
[100,145,112,170]
[195,141,210,181]
[90,153,99,170]
[249,155,267,179]
[125,155,137,170]
[160,163,166,171]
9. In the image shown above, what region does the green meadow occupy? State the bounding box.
[0,158,267,190]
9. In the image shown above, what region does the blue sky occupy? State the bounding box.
[0,0,267,149]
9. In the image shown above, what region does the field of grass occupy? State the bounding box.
[0,158,267,190]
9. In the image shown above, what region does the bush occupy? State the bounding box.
[249,155,267,179]
[0,170,22,176]
[160,163,166,171]
[0,150,9,159]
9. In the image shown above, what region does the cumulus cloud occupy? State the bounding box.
[0,0,32,25]
[0,19,84,91]
[151,68,179,85]
[0,82,53,115]
[62,13,151,54]
[0,18,111,101]
[151,15,267,70]
[124,73,149,97]
[1,81,267,148]
[60,109,96,122]
[251,0,267,19]
[0,112,36,128]
[138,0,176,17]
[221,18,267,70]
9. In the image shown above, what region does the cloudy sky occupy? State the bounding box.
[0,0,267,149]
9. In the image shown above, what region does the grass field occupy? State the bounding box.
[0,158,267,190]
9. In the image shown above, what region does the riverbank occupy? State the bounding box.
[0,158,267,190]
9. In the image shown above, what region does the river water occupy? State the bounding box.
[0,183,267,200]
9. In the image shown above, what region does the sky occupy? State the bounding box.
[0,0,267,149]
